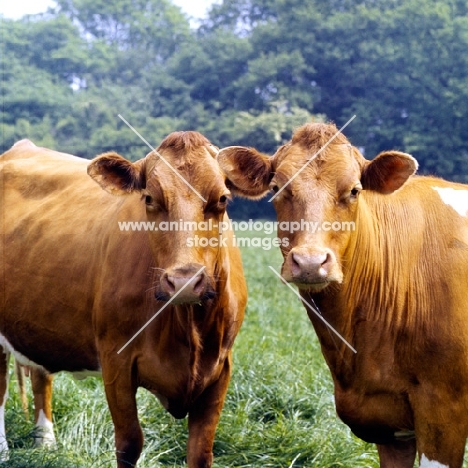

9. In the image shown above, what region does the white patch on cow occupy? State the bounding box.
[0,334,42,369]
[34,409,56,448]
[420,454,449,468]
[432,186,468,217]
[72,370,102,380]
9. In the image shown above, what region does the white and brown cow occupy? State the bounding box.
[218,122,468,468]
[0,133,247,467]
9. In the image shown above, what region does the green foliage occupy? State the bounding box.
[306,0,468,178]
[2,0,468,199]
[168,31,253,112]
[205,105,321,152]
[57,0,190,57]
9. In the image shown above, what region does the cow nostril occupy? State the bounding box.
[161,274,176,294]
[192,274,205,294]
[292,253,301,268]
[291,253,304,275]
[322,252,332,266]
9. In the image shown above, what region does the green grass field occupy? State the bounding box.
[4,232,466,467]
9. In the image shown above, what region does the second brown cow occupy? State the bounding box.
[219,122,468,468]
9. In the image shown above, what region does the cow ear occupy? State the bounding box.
[361,151,418,194]
[88,152,146,195]
[217,146,273,199]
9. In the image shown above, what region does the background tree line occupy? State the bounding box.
[2,0,468,218]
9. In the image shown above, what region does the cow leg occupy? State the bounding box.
[411,391,468,468]
[377,439,417,468]
[31,368,56,448]
[103,370,143,468]
[187,358,232,468]
[0,350,10,462]
[415,426,466,468]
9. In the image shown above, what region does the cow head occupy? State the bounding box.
[88,131,231,304]
[218,122,417,292]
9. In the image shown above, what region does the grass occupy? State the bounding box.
[4,230,465,467]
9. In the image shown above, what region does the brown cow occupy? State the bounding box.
[0,133,247,467]
[218,122,468,468]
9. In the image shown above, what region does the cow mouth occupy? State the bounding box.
[290,279,331,292]
[155,289,216,303]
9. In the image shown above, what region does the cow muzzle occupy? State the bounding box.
[282,247,343,291]
[157,264,216,304]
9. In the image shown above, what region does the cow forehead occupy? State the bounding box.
[272,121,362,183]
[152,146,221,173]
[146,146,228,201]
[273,143,361,193]
[144,131,224,186]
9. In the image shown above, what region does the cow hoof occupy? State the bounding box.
[0,437,9,462]
[0,449,9,463]
[33,430,57,449]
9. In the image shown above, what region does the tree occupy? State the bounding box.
[57,0,191,61]
[167,31,252,112]
[5,0,467,215]
[200,0,468,180]
[1,17,80,151]
[308,0,468,179]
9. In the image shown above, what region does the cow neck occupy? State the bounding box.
[170,250,229,394]
[344,190,432,328]
[309,190,429,380]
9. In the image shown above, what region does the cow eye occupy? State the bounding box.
[270,185,279,194]
[142,193,164,212]
[219,195,228,203]
[350,184,362,199]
